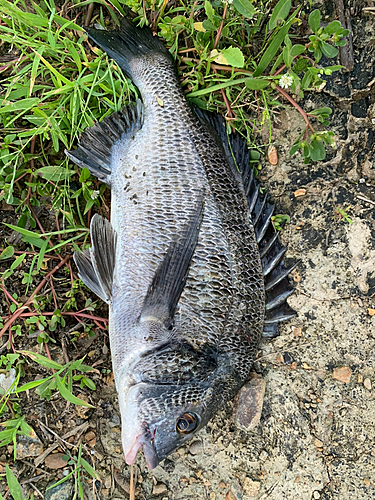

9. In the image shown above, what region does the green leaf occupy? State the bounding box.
[289,142,300,155]
[218,47,245,68]
[81,458,100,479]
[6,466,23,500]
[310,140,326,161]
[245,78,270,90]
[55,375,94,407]
[204,0,215,22]
[253,8,299,76]
[0,246,14,260]
[37,238,50,272]
[309,107,332,116]
[0,98,39,114]
[3,224,41,241]
[18,350,63,370]
[269,0,291,30]
[308,9,321,33]
[201,19,217,31]
[323,20,341,34]
[35,166,76,182]
[10,254,26,272]
[232,0,255,19]
[291,44,306,56]
[321,42,339,58]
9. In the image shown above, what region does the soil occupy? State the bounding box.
[0,2,374,500]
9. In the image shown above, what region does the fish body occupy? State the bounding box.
[66,18,296,469]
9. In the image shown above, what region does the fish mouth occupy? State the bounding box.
[125,430,159,470]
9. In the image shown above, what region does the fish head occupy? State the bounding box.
[118,381,216,469]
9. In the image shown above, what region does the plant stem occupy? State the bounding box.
[275,85,316,133]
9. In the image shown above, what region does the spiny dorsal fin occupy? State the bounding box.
[73,214,117,304]
[140,194,205,327]
[65,100,144,185]
[193,107,297,338]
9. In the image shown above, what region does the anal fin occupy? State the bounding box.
[74,214,117,304]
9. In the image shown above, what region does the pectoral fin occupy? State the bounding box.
[65,100,144,185]
[140,195,204,326]
[74,214,117,304]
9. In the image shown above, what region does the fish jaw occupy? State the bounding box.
[125,429,158,470]
[118,382,160,469]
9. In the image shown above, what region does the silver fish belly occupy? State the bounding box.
[66,17,297,469]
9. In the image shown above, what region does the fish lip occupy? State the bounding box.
[125,429,159,470]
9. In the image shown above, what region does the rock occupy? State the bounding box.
[363,378,372,390]
[314,438,324,448]
[45,452,69,469]
[294,188,306,197]
[45,480,73,500]
[242,477,260,497]
[0,368,16,395]
[236,375,266,431]
[85,431,96,447]
[189,440,202,455]
[152,483,167,495]
[333,366,352,384]
[226,491,236,500]
[313,491,321,499]
[16,428,43,459]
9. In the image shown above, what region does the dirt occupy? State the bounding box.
[1,2,375,500]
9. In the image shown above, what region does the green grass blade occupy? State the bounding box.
[253,8,300,77]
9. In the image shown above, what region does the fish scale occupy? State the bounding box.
[65,17,297,470]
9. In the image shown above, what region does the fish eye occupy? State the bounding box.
[176,412,199,434]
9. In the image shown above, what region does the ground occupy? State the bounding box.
[0,2,374,500]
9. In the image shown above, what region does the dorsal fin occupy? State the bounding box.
[140,194,205,327]
[73,214,117,304]
[65,100,144,185]
[193,107,297,338]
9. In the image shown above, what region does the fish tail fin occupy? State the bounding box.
[86,18,172,78]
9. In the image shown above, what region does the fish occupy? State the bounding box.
[65,17,297,470]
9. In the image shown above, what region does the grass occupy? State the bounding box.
[0,0,348,497]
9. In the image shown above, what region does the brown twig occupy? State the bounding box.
[0,255,71,338]
[84,3,95,27]
[275,84,316,133]
[213,2,228,50]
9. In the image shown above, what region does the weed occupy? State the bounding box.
[335,205,353,224]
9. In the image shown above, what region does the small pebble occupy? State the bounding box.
[314,438,323,448]
[333,366,352,384]
[313,491,320,499]
[364,378,372,390]
[189,440,202,455]
[16,427,43,459]
[294,188,306,197]
[236,375,266,431]
[358,374,363,383]
[242,478,260,497]
[226,491,236,500]
[153,483,167,495]
[219,481,226,489]
[45,453,69,470]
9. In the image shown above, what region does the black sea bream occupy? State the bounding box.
[66,17,297,470]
